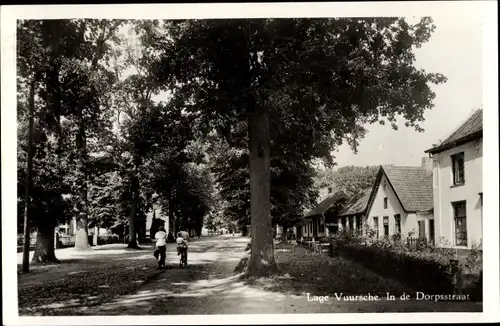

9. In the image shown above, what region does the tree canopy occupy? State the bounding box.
[149,18,446,275]
[17,18,446,276]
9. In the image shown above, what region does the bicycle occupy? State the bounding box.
[179,248,187,267]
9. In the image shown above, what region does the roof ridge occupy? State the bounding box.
[382,165,426,170]
[440,108,483,144]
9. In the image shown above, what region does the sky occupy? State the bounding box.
[332,15,483,168]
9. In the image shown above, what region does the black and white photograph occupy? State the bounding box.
[1,2,498,325]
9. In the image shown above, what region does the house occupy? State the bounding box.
[300,190,349,239]
[338,188,372,232]
[276,225,297,240]
[364,163,434,241]
[146,204,169,239]
[425,109,483,249]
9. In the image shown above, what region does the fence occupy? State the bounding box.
[405,237,435,250]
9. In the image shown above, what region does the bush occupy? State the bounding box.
[98,234,120,245]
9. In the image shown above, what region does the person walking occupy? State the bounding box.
[154,226,168,269]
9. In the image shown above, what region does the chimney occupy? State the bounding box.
[421,157,433,172]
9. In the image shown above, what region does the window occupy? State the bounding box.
[451,152,465,185]
[341,218,347,230]
[348,216,354,230]
[383,216,389,238]
[319,222,325,233]
[429,219,435,244]
[394,214,401,234]
[384,197,388,209]
[453,201,467,246]
[373,216,379,238]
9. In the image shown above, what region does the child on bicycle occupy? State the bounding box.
[176,231,188,260]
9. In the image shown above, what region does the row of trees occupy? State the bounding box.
[18,18,446,276]
[17,20,216,272]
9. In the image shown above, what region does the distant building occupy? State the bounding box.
[300,190,349,239]
[146,204,169,238]
[364,164,434,241]
[425,109,483,249]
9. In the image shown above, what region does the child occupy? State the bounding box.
[176,232,188,255]
[154,226,167,269]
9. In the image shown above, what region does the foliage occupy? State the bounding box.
[210,139,319,233]
[149,17,446,275]
[315,165,379,198]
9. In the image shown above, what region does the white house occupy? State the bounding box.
[364,163,434,241]
[425,109,483,249]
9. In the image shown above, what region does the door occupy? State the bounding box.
[313,219,318,237]
[429,220,435,244]
[418,220,426,239]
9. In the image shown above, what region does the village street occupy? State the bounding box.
[17,234,481,315]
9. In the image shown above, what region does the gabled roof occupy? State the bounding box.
[367,165,433,213]
[305,190,349,218]
[339,188,372,216]
[425,109,483,154]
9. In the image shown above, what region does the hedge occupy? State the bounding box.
[330,234,482,301]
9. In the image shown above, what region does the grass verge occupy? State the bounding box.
[239,243,413,297]
[18,252,164,315]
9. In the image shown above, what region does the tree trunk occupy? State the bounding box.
[22,79,36,273]
[127,175,139,249]
[241,224,249,237]
[75,118,91,250]
[245,105,277,276]
[169,198,176,239]
[32,225,59,264]
[282,225,289,243]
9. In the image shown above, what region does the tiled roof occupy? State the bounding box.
[305,190,349,218]
[426,109,483,154]
[339,188,372,216]
[382,165,433,212]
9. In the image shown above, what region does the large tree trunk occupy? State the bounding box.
[245,105,277,276]
[127,174,139,249]
[22,79,36,273]
[32,225,59,264]
[75,118,91,250]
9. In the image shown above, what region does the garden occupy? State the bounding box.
[328,229,483,301]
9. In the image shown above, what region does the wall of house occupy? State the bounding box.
[338,213,364,232]
[405,212,434,240]
[432,138,483,249]
[366,174,408,238]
